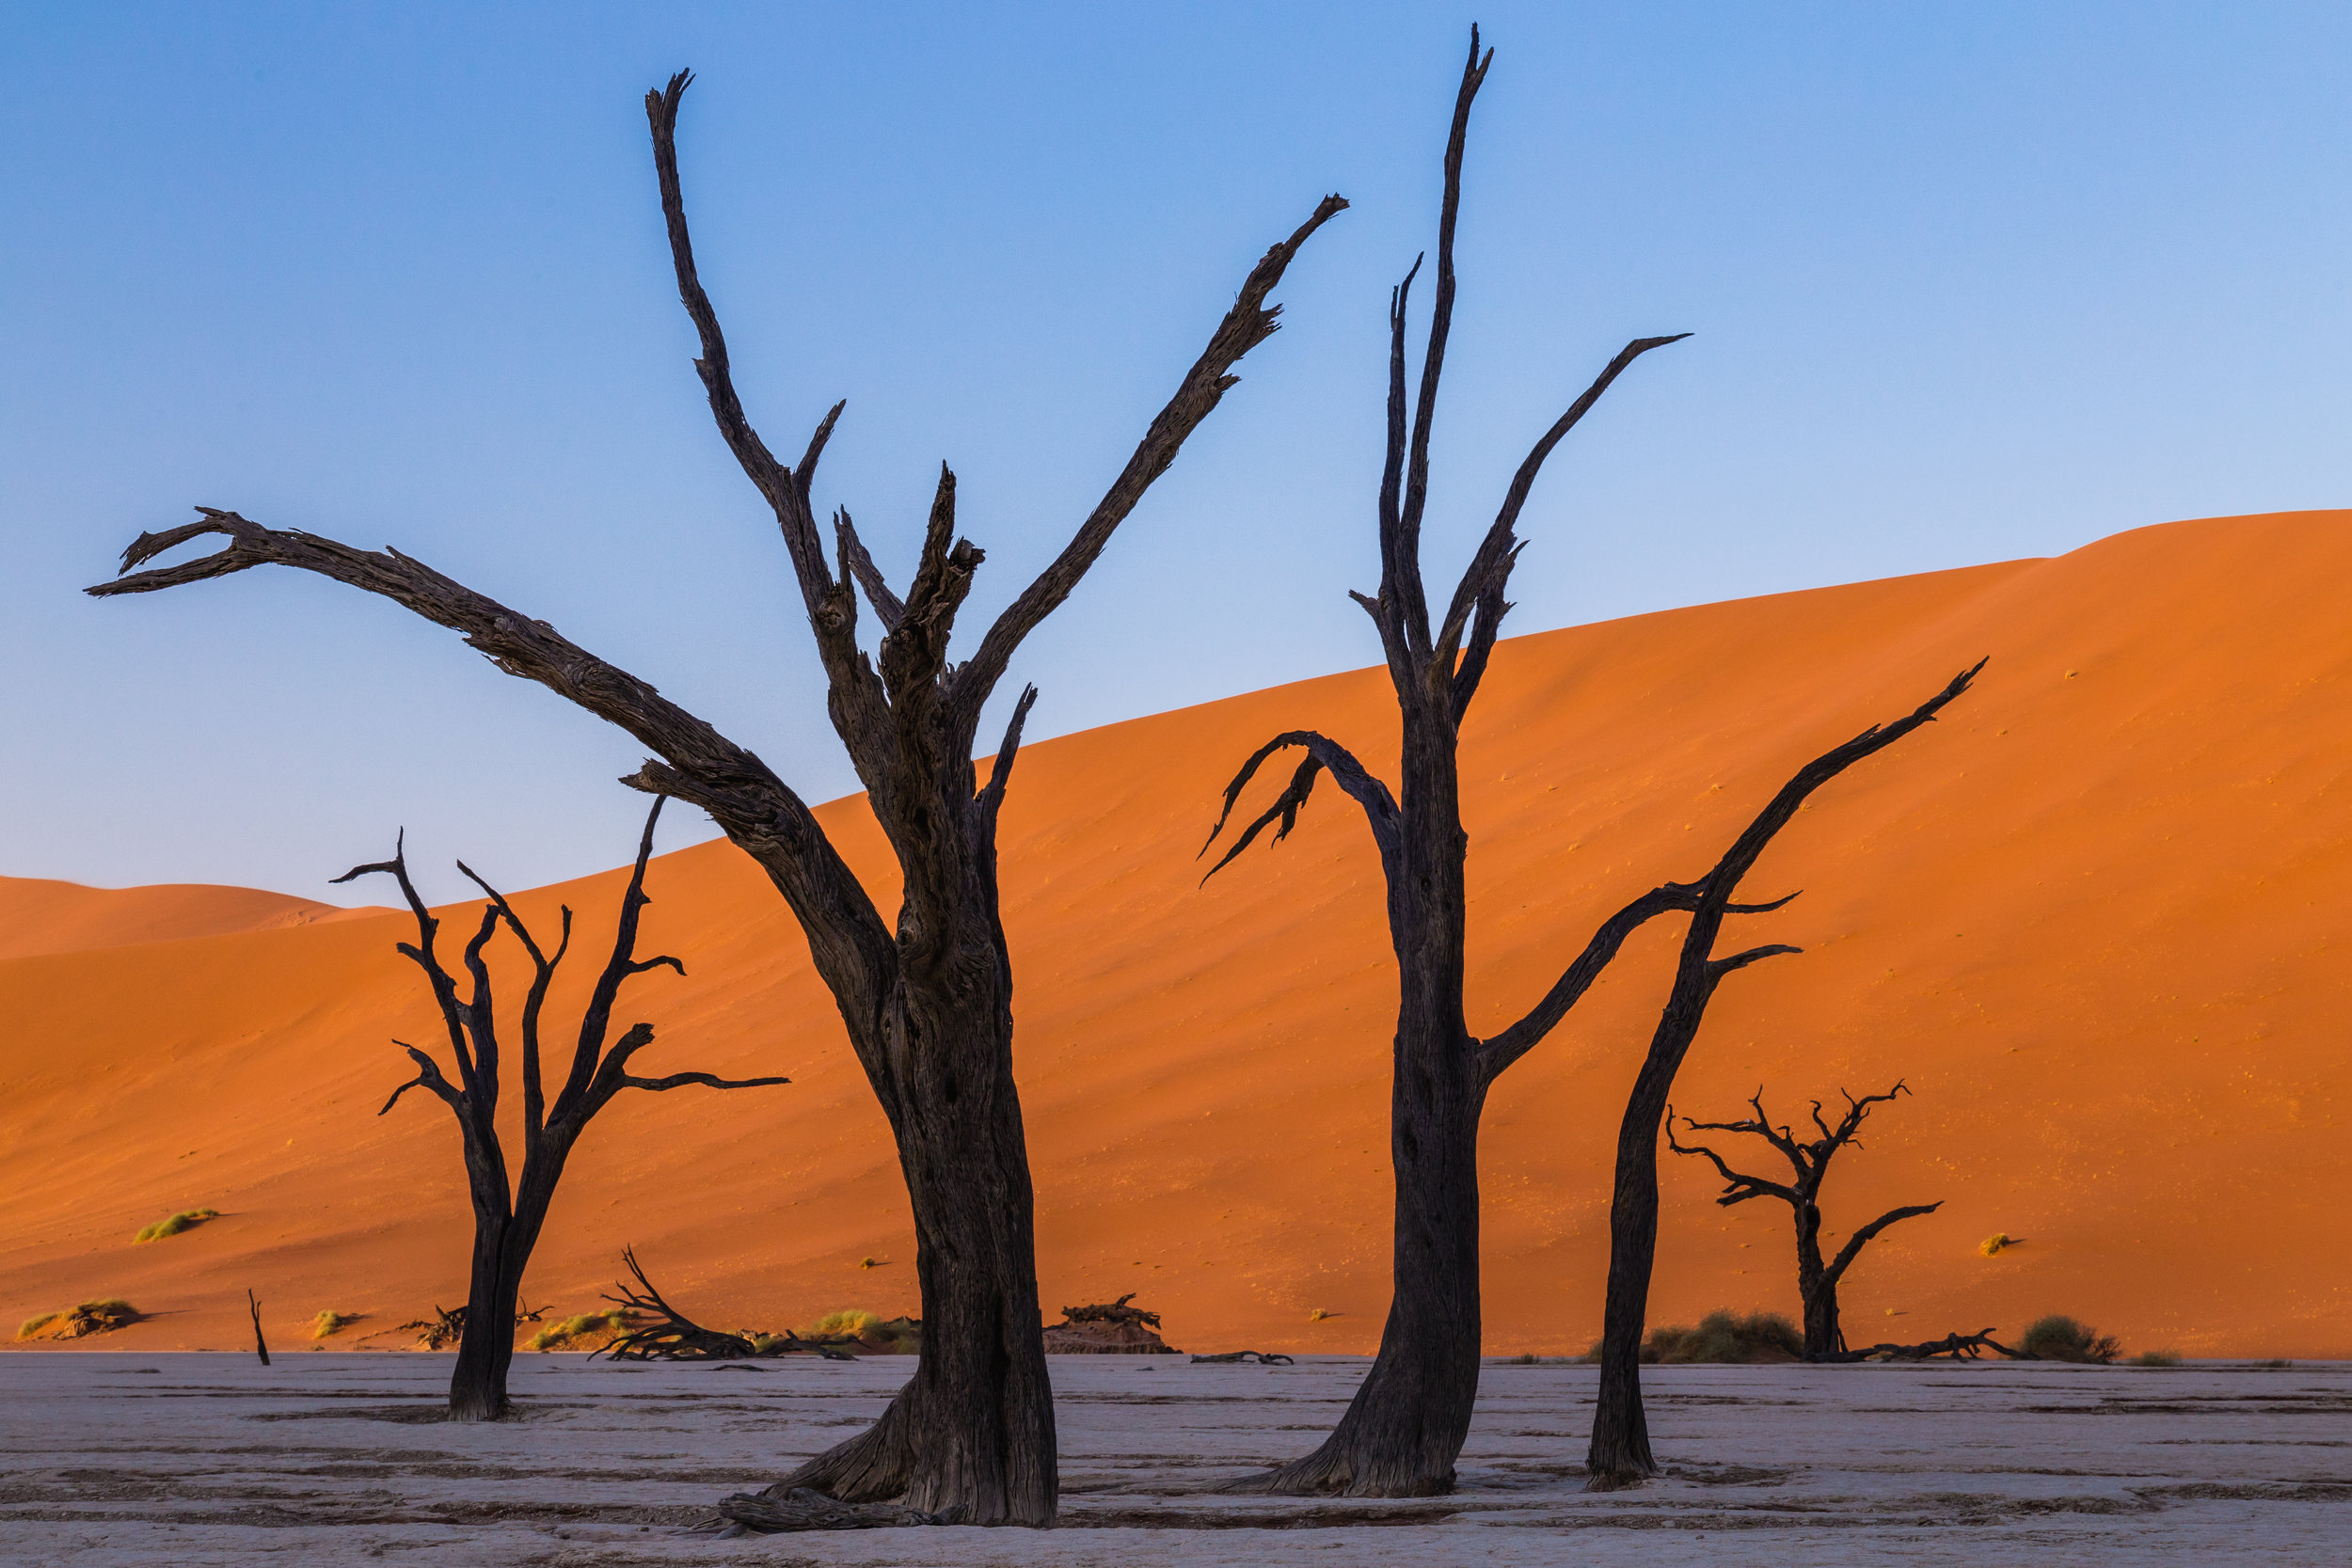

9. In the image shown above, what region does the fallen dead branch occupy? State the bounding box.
[1812,1328,2034,1363]
[1190,1351,1295,1365]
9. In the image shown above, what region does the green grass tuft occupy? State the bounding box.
[803,1308,876,1338]
[16,1313,60,1340]
[311,1310,358,1339]
[133,1208,219,1244]
[2022,1313,2121,1363]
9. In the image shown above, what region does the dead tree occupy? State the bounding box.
[1203,35,1983,1495]
[1584,670,1980,1490]
[1199,29,1697,1497]
[247,1290,270,1366]
[90,71,1341,1525]
[342,796,787,1420]
[1667,1083,1944,1358]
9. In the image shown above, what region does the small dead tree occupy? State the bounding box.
[246,1289,270,1366]
[91,71,1340,1524]
[344,796,787,1420]
[1667,1083,1944,1359]
[1584,670,1980,1490]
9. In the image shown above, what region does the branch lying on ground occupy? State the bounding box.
[1810,1328,2033,1363]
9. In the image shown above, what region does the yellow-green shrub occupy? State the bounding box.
[134,1209,218,1243]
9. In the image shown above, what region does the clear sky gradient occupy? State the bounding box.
[5,3,2348,903]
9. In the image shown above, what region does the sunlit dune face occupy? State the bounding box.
[4,510,2346,1359]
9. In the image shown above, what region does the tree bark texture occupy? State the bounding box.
[1668,1084,1945,1359]
[1203,27,1691,1497]
[338,798,787,1421]
[1584,667,1981,1490]
[93,70,1342,1521]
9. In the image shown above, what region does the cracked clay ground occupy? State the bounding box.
[3,1353,2346,1564]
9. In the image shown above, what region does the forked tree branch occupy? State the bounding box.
[834,509,906,631]
[948,192,1349,732]
[1434,333,1690,708]
[1386,30,1494,658]
[1823,1201,1944,1286]
[1476,889,1800,1085]
[1198,731,1402,881]
[89,510,898,1027]
[1475,882,1695,1082]
[1663,1114,1799,1207]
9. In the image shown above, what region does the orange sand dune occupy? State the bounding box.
[5,511,2349,1359]
[0,876,376,961]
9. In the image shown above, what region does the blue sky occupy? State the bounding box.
[5,3,2348,902]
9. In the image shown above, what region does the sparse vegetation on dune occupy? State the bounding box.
[17,1299,141,1339]
[2022,1314,2122,1363]
[133,1208,217,1243]
[310,1310,358,1339]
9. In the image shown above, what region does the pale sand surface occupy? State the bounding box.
[3,1354,2346,1565]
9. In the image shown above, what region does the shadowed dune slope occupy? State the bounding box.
[5,511,2347,1358]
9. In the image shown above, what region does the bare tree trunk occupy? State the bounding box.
[246,1290,270,1366]
[92,68,1337,1521]
[1585,671,1980,1489]
[451,1219,520,1423]
[786,998,1053,1516]
[1237,820,1486,1494]
[1202,28,1692,1498]
[1795,1207,1842,1357]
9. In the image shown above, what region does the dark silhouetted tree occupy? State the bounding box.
[1202,41,1981,1490]
[1668,1082,1943,1359]
[91,71,1341,1524]
[1200,28,1701,1497]
[1583,671,1979,1491]
[344,797,787,1420]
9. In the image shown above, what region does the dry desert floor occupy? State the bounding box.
[3,1352,2347,1565]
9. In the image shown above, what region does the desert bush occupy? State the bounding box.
[2129,1349,2182,1367]
[20,1300,141,1339]
[2255,1357,2293,1370]
[528,1310,632,1352]
[2021,1314,2121,1363]
[1642,1310,1804,1365]
[311,1310,358,1339]
[133,1208,218,1243]
[865,1315,922,1353]
[803,1308,875,1339]
[1979,1232,2019,1257]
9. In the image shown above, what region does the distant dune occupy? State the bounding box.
[5,510,2347,1358]
[0,877,376,961]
